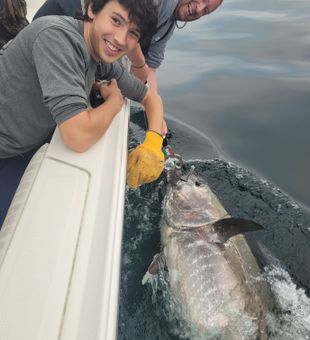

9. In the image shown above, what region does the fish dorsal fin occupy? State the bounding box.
[209,217,264,244]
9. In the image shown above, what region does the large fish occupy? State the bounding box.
[143,153,275,339]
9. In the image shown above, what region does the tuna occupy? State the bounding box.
[143,154,275,339]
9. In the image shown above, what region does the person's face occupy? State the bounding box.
[175,0,222,22]
[84,0,141,63]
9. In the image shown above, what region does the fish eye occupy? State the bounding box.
[175,160,181,168]
[195,181,201,186]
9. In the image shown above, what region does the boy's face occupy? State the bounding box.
[175,0,222,21]
[85,0,141,63]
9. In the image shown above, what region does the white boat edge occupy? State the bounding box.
[0,98,130,339]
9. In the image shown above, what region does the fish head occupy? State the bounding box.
[165,173,220,229]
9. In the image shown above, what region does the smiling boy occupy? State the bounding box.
[0,0,164,226]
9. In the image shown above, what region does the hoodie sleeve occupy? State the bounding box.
[96,61,147,102]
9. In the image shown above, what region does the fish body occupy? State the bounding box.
[145,165,274,339]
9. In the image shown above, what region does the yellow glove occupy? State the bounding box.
[127,130,164,189]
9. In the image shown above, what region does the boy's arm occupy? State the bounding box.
[96,64,165,188]
[127,88,165,189]
[140,88,163,134]
[58,79,123,152]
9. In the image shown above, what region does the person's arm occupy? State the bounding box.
[127,87,164,189]
[96,62,165,188]
[146,67,158,93]
[126,44,159,92]
[99,61,167,136]
[127,44,149,83]
[32,25,124,153]
[140,87,163,133]
[145,68,169,135]
[143,18,176,91]
[58,79,123,152]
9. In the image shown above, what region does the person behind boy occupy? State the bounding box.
[0,0,165,226]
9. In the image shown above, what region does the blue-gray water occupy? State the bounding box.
[118,1,310,339]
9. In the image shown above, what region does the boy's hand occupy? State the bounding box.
[94,79,123,111]
[127,131,164,189]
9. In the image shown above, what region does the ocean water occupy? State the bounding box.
[119,1,310,337]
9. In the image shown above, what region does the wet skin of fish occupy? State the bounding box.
[144,162,275,339]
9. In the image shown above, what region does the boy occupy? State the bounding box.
[0,0,165,225]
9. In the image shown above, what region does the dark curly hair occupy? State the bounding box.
[79,0,158,48]
[0,0,28,48]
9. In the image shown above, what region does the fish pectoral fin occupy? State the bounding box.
[142,251,166,288]
[147,251,166,275]
[142,271,156,286]
[210,217,264,243]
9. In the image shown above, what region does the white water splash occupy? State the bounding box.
[264,265,310,340]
